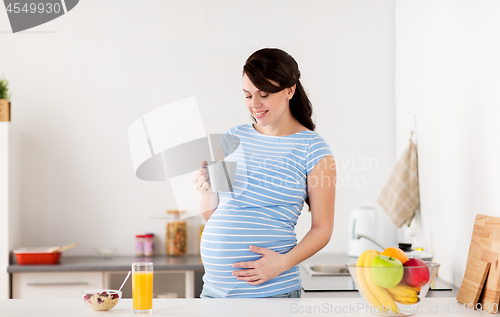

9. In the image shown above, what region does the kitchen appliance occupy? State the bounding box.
[347,207,390,257]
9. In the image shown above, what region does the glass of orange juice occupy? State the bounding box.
[132,262,153,313]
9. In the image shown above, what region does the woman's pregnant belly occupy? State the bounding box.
[200,211,300,297]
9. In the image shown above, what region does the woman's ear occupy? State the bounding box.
[287,85,296,100]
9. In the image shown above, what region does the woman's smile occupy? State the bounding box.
[252,110,269,118]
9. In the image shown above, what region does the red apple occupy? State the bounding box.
[403,258,430,287]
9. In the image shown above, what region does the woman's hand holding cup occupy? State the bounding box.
[193,161,214,195]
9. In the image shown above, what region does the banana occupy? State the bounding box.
[389,293,420,305]
[386,284,420,305]
[386,284,420,297]
[355,250,383,310]
[398,279,421,291]
[364,251,399,313]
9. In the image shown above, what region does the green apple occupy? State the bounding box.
[370,255,404,289]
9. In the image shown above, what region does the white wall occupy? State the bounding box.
[0,123,10,299]
[0,123,21,299]
[0,0,396,257]
[395,0,500,286]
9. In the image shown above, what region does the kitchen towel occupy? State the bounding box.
[376,136,420,227]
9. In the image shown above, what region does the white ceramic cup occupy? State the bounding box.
[205,161,237,193]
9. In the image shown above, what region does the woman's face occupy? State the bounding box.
[242,73,294,128]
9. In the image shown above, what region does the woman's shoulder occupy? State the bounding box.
[223,124,253,135]
[302,130,333,156]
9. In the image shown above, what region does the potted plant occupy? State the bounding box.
[0,76,11,121]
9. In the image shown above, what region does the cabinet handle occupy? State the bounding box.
[27,282,90,286]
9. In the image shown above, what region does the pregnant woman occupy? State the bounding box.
[193,48,336,298]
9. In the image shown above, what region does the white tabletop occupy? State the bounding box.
[0,298,494,317]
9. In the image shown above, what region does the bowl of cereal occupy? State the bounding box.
[82,289,122,311]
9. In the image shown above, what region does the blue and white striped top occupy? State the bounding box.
[200,123,333,298]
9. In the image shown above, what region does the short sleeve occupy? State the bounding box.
[220,126,239,157]
[305,134,334,175]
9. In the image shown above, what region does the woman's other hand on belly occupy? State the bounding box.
[231,245,291,285]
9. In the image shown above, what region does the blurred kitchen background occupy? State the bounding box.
[1,0,499,299]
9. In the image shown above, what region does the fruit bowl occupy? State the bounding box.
[82,289,122,311]
[347,253,440,316]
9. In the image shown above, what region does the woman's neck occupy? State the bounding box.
[254,117,307,136]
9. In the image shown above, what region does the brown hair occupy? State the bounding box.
[243,48,315,131]
[243,48,315,210]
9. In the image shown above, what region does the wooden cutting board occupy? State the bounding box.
[457,258,490,307]
[460,214,500,313]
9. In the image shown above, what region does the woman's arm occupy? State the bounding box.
[280,155,336,267]
[232,155,336,285]
[200,193,219,221]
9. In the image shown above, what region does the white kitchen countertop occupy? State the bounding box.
[0,298,494,317]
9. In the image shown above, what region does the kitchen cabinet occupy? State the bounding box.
[11,271,196,299]
[8,255,204,299]
[12,272,103,299]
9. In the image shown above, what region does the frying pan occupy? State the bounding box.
[14,243,78,265]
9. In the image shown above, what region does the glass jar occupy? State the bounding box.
[144,233,154,257]
[165,210,187,256]
[135,234,145,257]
